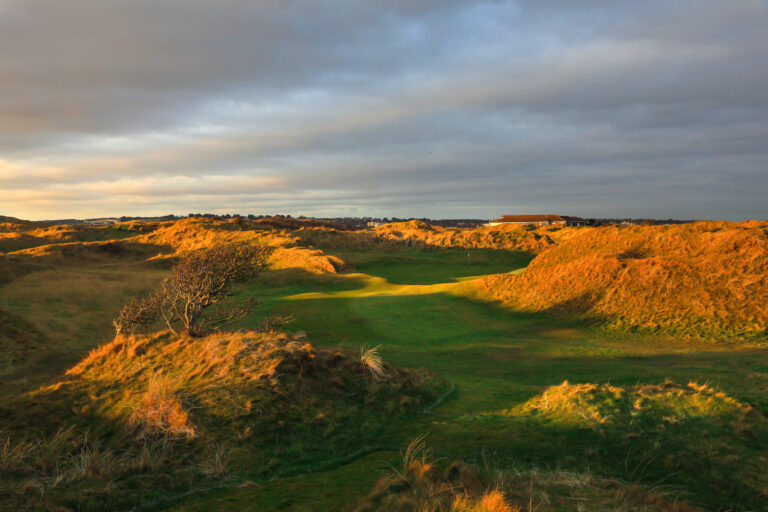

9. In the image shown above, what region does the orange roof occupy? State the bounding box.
[492,214,583,223]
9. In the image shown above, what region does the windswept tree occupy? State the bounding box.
[113,295,159,339]
[158,242,271,336]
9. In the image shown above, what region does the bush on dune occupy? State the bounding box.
[476,221,768,338]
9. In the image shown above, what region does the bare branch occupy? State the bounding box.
[157,243,271,336]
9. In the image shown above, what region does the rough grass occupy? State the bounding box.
[0,329,442,511]
[516,380,747,426]
[473,380,768,509]
[136,217,348,273]
[128,373,196,440]
[0,217,352,289]
[476,221,768,338]
[295,219,582,255]
[355,440,701,512]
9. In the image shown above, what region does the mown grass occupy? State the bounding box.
[330,248,531,285]
[170,247,768,511]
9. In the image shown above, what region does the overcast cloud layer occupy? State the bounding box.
[1,0,767,220]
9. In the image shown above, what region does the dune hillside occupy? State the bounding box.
[0,329,441,511]
[295,219,582,254]
[0,217,351,285]
[475,221,768,338]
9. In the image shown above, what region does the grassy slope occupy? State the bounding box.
[0,265,167,389]
[172,248,768,511]
[476,221,768,339]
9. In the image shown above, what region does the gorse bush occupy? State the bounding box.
[112,294,160,338]
[157,242,270,336]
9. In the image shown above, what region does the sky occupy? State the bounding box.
[1,0,767,221]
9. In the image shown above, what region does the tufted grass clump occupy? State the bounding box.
[360,345,386,381]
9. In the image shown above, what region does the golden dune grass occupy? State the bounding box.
[373,220,580,253]
[297,220,582,254]
[476,221,768,337]
[515,380,749,426]
[137,217,348,273]
[11,328,435,444]
[356,451,700,512]
[0,217,351,284]
[128,373,196,439]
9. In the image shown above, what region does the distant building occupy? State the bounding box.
[367,221,387,228]
[84,218,120,226]
[488,214,585,227]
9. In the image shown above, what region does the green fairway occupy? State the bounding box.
[163,248,768,510]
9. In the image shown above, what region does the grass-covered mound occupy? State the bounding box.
[476,221,768,338]
[480,380,768,510]
[0,217,350,288]
[0,223,143,253]
[0,330,442,511]
[297,220,581,255]
[134,217,349,273]
[355,439,701,512]
[0,215,41,232]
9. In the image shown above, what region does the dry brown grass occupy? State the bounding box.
[360,345,386,381]
[355,445,701,512]
[0,217,352,290]
[373,220,581,253]
[475,221,768,337]
[128,373,196,440]
[11,328,437,447]
[296,220,583,254]
[136,217,349,274]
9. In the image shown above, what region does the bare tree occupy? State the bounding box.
[157,243,270,336]
[113,295,159,339]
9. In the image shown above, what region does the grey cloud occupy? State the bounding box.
[0,0,767,220]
